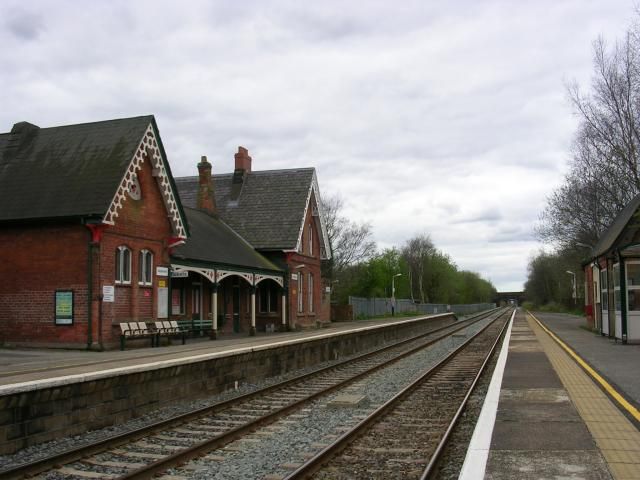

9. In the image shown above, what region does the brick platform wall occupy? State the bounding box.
[0,313,456,454]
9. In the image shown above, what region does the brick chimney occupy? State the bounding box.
[234,146,252,173]
[231,146,252,201]
[197,155,217,215]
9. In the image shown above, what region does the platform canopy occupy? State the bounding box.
[171,207,283,287]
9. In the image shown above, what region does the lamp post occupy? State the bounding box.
[391,273,402,316]
[566,270,577,307]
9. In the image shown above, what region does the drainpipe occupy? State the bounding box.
[85,222,107,350]
[86,228,93,350]
[284,253,292,331]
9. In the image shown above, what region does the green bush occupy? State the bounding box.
[522,301,535,311]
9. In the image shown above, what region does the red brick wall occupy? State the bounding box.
[0,224,89,347]
[95,156,174,346]
[284,194,327,328]
[0,153,176,348]
[584,264,594,328]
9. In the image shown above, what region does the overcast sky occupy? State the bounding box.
[1,1,636,291]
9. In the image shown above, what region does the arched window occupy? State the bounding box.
[115,246,131,284]
[138,249,153,286]
[308,224,313,256]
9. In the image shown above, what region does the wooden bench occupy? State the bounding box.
[119,322,156,350]
[153,321,187,346]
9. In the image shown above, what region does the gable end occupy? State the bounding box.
[103,124,187,239]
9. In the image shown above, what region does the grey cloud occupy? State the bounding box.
[451,211,503,225]
[5,9,43,41]
[488,228,536,244]
[0,0,634,291]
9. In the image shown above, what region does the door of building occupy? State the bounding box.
[232,285,240,333]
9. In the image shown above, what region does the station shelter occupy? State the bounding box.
[585,193,640,343]
[0,115,329,349]
[174,147,332,331]
[169,161,285,335]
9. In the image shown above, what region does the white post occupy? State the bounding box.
[250,288,256,336]
[211,286,218,339]
[282,292,287,328]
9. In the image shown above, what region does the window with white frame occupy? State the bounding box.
[600,269,608,310]
[138,249,153,286]
[308,224,313,256]
[297,273,303,313]
[115,246,131,284]
[192,284,201,315]
[308,273,314,312]
[172,285,185,314]
[626,260,640,311]
[613,263,621,311]
[259,283,278,313]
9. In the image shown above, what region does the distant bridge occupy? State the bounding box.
[493,291,525,306]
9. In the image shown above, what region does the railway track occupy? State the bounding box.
[285,308,513,480]
[0,308,507,480]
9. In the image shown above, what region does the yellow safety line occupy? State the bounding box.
[528,311,640,422]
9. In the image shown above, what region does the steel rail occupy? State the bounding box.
[0,308,500,480]
[117,309,506,480]
[283,308,513,480]
[418,307,515,479]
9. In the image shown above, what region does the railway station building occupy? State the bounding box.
[584,193,640,343]
[0,116,331,349]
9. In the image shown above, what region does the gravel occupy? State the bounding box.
[0,312,492,479]
[165,316,496,479]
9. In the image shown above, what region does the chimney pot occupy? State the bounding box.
[234,146,252,173]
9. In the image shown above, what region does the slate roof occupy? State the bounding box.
[0,116,156,222]
[175,168,316,251]
[172,207,281,273]
[593,193,640,257]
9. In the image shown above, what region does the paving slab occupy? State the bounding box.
[486,450,613,480]
[501,351,563,389]
[484,311,613,479]
[527,312,640,480]
[534,312,640,408]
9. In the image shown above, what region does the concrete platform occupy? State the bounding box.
[0,315,435,387]
[0,312,458,454]
[461,309,640,480]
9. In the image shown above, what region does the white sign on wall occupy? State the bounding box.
[157,287,168,318]
[102,285,115,302]
[156,266,169,277]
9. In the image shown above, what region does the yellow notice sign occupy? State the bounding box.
[158,280,166,288]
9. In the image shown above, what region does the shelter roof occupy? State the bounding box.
[593,193,640,258]
[176,168,328,254]
[171,207,281,273]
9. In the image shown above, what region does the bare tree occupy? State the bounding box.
[538,29,640,248]
[321,194,376,275]
[401,234,436,303]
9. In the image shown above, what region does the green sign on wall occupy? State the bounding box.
[55,290,74,325]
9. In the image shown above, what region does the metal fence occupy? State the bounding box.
[348,296,495,319]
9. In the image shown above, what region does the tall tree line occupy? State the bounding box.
[537,23,640,249]
[320,197,496,306]
[529,14,640,307]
